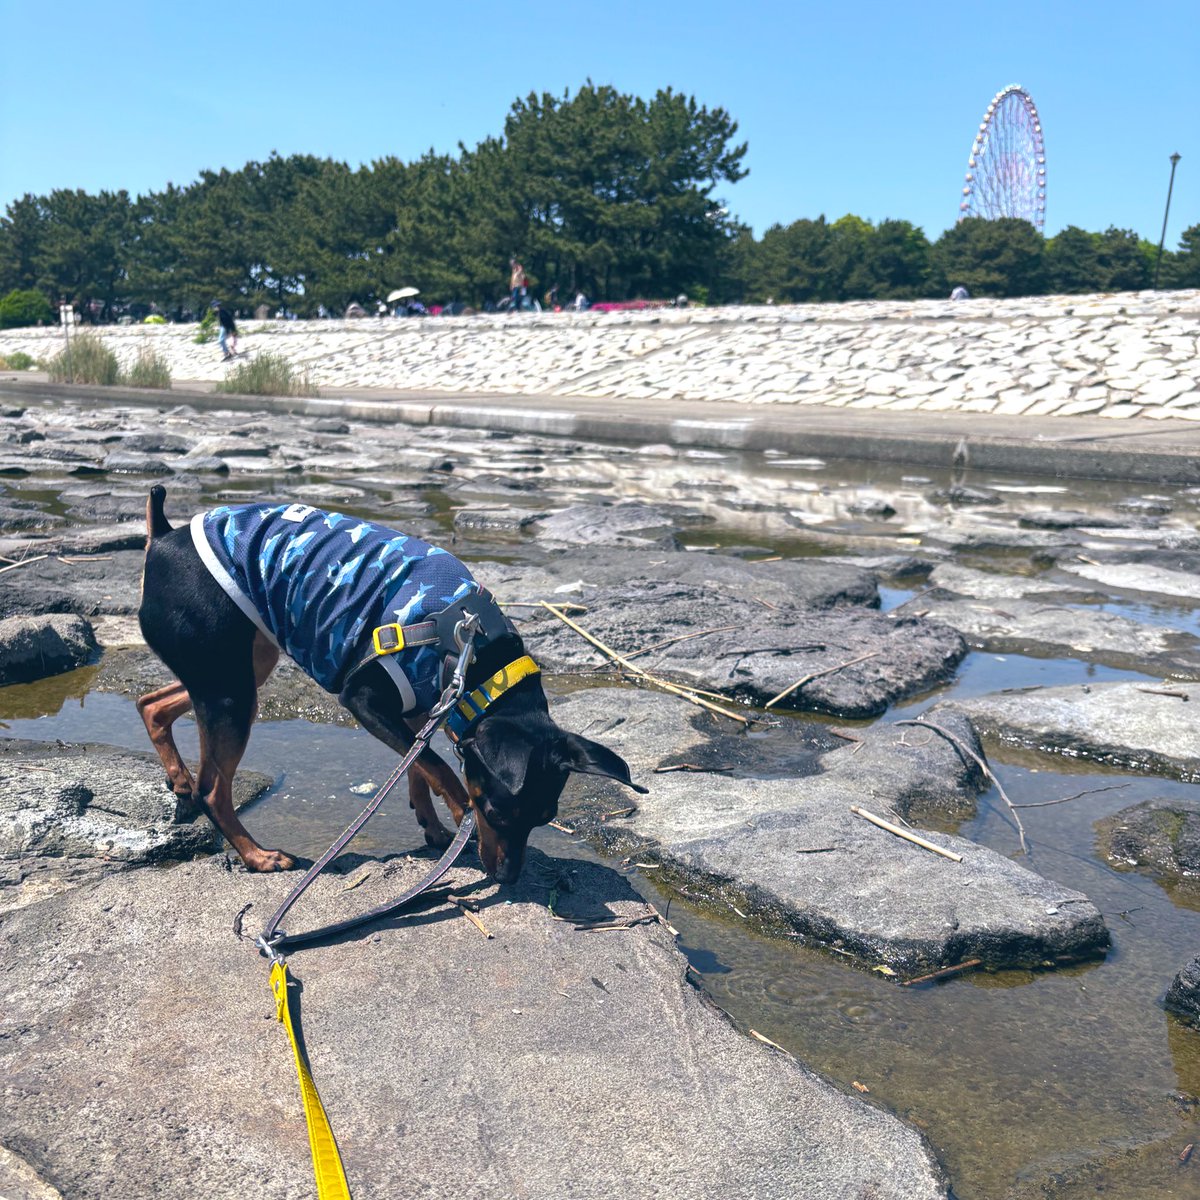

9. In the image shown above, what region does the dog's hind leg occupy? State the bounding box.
[137,680,197,803]
[192,670,294,873]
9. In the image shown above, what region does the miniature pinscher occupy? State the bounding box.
[136,487,644,882]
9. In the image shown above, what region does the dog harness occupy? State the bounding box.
[192,502,487,712]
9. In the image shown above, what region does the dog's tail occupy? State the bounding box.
[145,485,172,543]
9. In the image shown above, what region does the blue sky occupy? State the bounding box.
[1,0,1196,246]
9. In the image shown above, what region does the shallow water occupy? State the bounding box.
[5,400,1200,1197]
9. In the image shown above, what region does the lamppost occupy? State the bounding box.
[1154,152,1182,290]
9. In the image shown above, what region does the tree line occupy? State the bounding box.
[0,82,1197,322]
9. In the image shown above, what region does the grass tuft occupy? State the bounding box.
[214,353,317,397]
[45,333,121,385]
[123,347,173,389]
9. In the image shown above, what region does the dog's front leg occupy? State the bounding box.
[407,771,454,849]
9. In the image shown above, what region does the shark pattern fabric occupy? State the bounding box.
[191,503,480,710]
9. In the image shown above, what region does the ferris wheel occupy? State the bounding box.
[958,85,1046,232]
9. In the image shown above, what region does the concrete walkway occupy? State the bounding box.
[6,374,1200,482]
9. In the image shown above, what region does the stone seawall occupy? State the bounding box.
[2,290,1198,420]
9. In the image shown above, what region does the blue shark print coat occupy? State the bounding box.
[191,503,480,710]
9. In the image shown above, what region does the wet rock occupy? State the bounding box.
[308,418,351,434]
[0,549,144,620]
[118,432,194,455]
[926,563,1097,601]
[1166,957,1200,1024]
[1095,798,1200,877]
[0,613,97,684]
[513,582,964,717]
[927,485,1002,506]
[940,682,1200,781]
[554,689,1106,972]
[443,472,543,495]
[102,451,174,475]
[453,508,545,534]
[1059,560,1200,601]
[291,482,368,504]
[1115,497,1173,516]
[174,455,229,474]
[918,595,1200,676]
[0,854,950,1200]
[0,738,271,862]
[189,436,274,458]
[1018,510,1146,530]
[0,521,146,559]
[921,527,1082,556]
[844,497,897,519]
[532,502,712,548]
[0,502,64,531]
[826,554,936,584]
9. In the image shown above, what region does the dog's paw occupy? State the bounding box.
[245,848,297,872]
[423,826,454,852]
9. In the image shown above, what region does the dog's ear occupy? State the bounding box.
[554,733,648,794]
[463,718,537,797]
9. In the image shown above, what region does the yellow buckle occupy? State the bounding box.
[372,624,405,655]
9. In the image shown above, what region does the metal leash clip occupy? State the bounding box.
[430,613,480,721]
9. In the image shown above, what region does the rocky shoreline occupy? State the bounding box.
[5,392,1200,1195]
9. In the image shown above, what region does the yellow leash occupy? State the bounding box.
[270,961,352,1199]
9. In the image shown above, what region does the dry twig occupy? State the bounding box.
[0,553,48,575]
[765,650,880,710]
[625,624,739,661]
[539,601,750,725]
[653,763,733,774]
[1135,687,1190,701]
[748,1029,792,1056]
[449,896,494,939]
[895,718,1028,854]
[850,805,963,862]
[1011,783,1131,810]
[901,958,983,987]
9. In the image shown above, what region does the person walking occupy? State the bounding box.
[213,301,239,360]
[508,258,527,313]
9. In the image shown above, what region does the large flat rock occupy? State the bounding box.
[939,682,1200,781]
[473,547,880,611]
[503,580,964,718]
[918,595,1200,676]
[0,738,272,863]
[552,689,1107,972]
[0,550,144,620]
[0,854,950,1200]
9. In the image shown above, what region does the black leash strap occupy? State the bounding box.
[258,619,480,954]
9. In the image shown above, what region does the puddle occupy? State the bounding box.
[5,396,1200,1198]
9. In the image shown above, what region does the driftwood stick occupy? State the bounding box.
[0,553,48,575]
[539,601,750,725]
[901,958,983,987]
[765,650,879,710]
[850,805,963,862]
[895,718,1028,854]
[653,763,733,774]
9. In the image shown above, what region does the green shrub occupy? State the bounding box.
[0,289,54,329]
[122,347,172,389]
[45,333,121,385]
[3,351,36,370]
[214,353,317,397]
[193,308,216,344]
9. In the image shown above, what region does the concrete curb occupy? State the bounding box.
[5,376,1200,483]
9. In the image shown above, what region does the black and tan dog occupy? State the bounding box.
[136,486,644,882]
